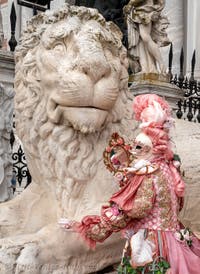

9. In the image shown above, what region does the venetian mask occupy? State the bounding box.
[131,133,153,159]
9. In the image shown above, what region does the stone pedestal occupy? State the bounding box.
[0,50,14,89]
[129,74,184,111]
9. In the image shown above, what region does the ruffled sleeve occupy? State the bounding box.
[75,175,155,249]
[74,204,130,249]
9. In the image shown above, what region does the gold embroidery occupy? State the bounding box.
[128,177,155,219]
[86,211,130,241]
[155,170,176,229]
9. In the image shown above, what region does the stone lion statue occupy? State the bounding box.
[0,4,136,273]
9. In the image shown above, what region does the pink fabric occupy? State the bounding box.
[165,231,200,274]
[110,174,145,212]
[152,159,185,198]
[143,126,173,161]
[74,215,103,249]
[133,94,171,122]
[169,162,185,197]
[133,94,174,161]
[74,175,146,249]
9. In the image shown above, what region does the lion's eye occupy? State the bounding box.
[53,44,65,54]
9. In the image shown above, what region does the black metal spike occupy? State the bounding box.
[33,6,37,16]
[197,99,200,123]
[8,2,17,51]
[178,47,184,88]
[190,50,196,84]
[187,98,194,121]
[176,100,183,119]
[168,43,173,80]
[10,130,15,149]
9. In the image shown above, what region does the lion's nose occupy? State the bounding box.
[81,59,111,83]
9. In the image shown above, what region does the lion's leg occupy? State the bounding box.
[0,224,124,274]
[0,182,57,238]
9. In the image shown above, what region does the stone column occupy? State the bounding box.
[184,0,200,79]
[0,84,14,202]
[161,0,184,74]
[0,5,4,48]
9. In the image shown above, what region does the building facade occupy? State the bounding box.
[0,0,198,77]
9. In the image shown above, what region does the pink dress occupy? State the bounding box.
[75,160,200,274]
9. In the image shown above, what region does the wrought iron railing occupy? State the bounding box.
[168,43,200,123]
[10,122,32,194]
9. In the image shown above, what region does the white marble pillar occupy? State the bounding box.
[161,0,184,74]
[184,0,200,79]
[0,5,4,48]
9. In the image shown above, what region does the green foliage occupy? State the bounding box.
[173,154,181,163]
[117,256,170,274]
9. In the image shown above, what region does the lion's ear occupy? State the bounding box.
[120,49,129,70]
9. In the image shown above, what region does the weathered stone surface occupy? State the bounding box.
[0,9,4,48]
[0,50,15,89]
[172,119,200,233]
[0,84,14,202]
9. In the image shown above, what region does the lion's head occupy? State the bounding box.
[14,5,135,218]
[15,4,129,133]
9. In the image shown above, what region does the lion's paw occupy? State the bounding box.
[0,235,40,274]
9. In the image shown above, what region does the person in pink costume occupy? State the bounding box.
[62,94,200,274]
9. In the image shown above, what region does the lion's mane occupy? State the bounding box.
[14,4,136,218]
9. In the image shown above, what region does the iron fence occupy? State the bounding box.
[168,44,200,123]
[10,121,32,195]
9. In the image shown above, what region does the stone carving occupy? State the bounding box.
[0,4,136,273]
[0,7,4,48]
[124,0,170,74]
[0,84,14,202]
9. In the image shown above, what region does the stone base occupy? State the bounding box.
[129,72,170,83]
[0,50,14,89]
[129,75,184,111]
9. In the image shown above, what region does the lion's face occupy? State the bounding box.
[35,18,128,133]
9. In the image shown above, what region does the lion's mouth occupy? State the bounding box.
[47,99,109,133]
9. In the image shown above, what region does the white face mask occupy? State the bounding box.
[131,133,153,159]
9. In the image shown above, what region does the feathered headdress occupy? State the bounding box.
[132,94,185,197]
[132,94,173,160]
